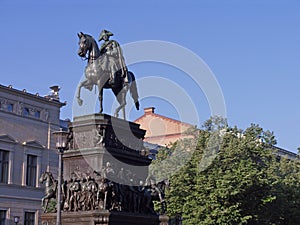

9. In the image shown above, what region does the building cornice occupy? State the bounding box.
[0,84,66,108]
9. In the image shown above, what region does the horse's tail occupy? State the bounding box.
[129,71,140,110]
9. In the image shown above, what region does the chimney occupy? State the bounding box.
[144,107,155,114]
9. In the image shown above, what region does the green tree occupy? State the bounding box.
[160,118,300,224]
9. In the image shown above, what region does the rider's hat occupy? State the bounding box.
[98,29,114,41]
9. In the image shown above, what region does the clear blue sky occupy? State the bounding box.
[0,0,299,152]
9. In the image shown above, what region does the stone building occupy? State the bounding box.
[134,107,194,146]
[0,84,65,225]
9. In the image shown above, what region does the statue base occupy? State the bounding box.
[40,114,169,225]
[63,113,151,182]
[41,211,109,225]
[40,210,168,225]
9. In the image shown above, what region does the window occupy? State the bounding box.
[34,110,40,118]
[0,210,6,225]
[23,107,29,116]
[26,155,37,187]
[7,103,13,112]
[24,212,35,225]
[0,150,9,183]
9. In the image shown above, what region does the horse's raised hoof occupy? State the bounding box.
[77,98,83,106]
[114,112,119,118]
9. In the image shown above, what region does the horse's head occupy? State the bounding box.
[39,171,52,184]
[39,171,47,183]
[78,32,101,63]
[77,32,91,58]
[77,32,100,62]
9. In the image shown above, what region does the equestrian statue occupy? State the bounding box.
[77,29,140,119]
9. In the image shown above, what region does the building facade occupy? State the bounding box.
[135,107,297,160]
[0,84,65,225]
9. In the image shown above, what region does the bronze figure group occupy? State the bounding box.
[40,163,168,215]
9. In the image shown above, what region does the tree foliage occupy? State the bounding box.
[159,117,300,224]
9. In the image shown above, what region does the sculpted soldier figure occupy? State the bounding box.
[145,172,164,203]
[65,177,80,211]
[98,29,129,86]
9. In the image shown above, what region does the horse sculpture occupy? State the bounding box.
[77,32,140,119]
[39,171,57,212]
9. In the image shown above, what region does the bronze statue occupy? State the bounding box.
[102,161,115,180]
[145,173,168,214]
[63,177,80,211]
[77,31,140,119]
[93,170,110,210]
[98,30,129,86]
[85,175,98,210]
[42,165,167,215]
[39,171,58,213]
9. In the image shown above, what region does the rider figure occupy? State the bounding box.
[98,29,129,86]
[102,161,115,186]
[145,172,164,202]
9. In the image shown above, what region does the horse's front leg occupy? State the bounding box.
[44,198,49,213]
[41,197,45,210]
[77,80,88,106]
[104,191,107,210]
[98,87,104,113]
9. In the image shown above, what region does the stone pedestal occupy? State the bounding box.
[41,211,168,225]
[109,212,159,225]
[41,114,169,225]
[63,114,151,183]
[41,211,110,225]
